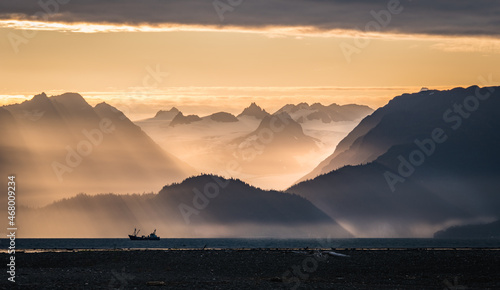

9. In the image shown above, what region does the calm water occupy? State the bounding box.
[2,238,500,250]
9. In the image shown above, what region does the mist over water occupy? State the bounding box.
[2,87,500,240]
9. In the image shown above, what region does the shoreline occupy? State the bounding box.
[3,248,500,289]
[4,247,500,253]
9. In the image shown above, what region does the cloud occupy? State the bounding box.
[430,37,500,53]
[0,0,499,37]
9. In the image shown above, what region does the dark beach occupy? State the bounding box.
[2,248,500,289]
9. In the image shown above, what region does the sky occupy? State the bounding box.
[1,0,499,118]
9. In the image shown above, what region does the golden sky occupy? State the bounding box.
[1,0,500,118]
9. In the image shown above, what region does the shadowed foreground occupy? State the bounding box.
[2,249,500,289]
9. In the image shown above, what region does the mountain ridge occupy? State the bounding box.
[1,92,196,204]
[154,107,180,120]
[19,174,353,238]
[231,111,319,175]
[275,102,373,124]
[288,85,500,237]
[237,102,270,119]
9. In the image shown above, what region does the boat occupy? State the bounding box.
[128,228,160,240]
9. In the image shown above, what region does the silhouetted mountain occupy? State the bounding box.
[434,220,500,238]
[297,104,383,182]
[157,175,336,226]
[20,175,352,238]
[288,86,500,237]
[93,101,194,179]
[275,102,373,124]
[237,102,270,119]
[169,112,202,127]
[232,112,319,175]
[136,102,366,190]
[2,93,195,204]
[297,87,491,182]
[208,112,239,123]
[154,107,180,120]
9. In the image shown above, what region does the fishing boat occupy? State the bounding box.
[128,228,160,240]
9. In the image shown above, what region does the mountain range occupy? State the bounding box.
[136,102,372,189]
[288,86,500,237]
[18,175,351,238]
[0,92,195,204]
[231,112,319,175]
[3,86,498,238]
[169,111,239,127]
[276,102,373,123]
[149,101,371,126]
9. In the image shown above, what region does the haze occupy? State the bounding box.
[1,0,499,239]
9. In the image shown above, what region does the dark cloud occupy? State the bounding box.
[1,0,499,37]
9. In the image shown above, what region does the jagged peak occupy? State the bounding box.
[33,92,48,100]
[26,92,51,105]
[156,107,180,114]
[238,102,269,119]
[169,112,201,126]
[154,107,181,119]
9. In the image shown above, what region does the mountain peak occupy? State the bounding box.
[51,92,85,102]
[26,92,52,107]
[32,92,48,100]
[94,102,113,110]
[154,107,181,120]
[94,102,128,121]
[256,111,303,135]
[209,112,238,122]
[237,103,269,119]
[249,102,259,109]
[49,93,92,112]
[169,112,201,127]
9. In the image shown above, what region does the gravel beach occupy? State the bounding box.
[2,248,500,289]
